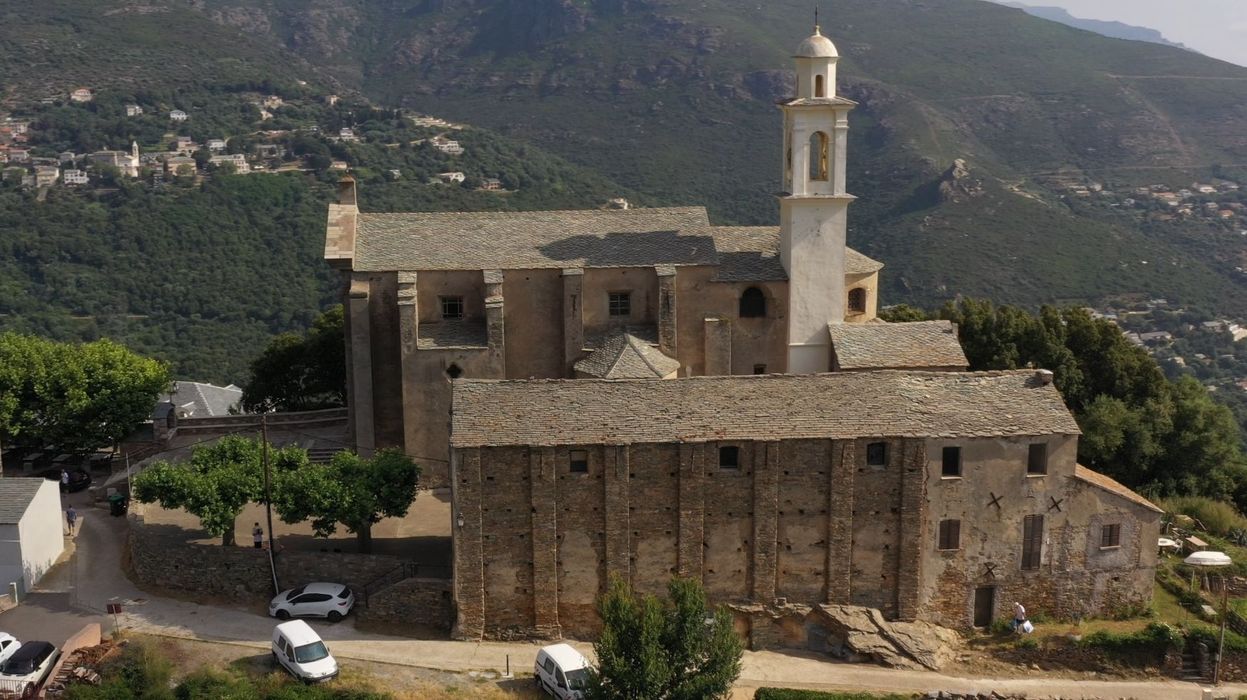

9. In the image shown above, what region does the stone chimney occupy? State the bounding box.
[337,175,357,207]
[1035,369,1054,386]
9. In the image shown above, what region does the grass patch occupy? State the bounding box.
[1160,496,1247,537]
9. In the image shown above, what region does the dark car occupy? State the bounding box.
[35,468,91,493]
[0,641,59,688]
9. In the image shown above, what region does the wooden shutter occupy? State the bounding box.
[939,519,961,550]
[1022,515,1044,570]
[1101,524,1121,548]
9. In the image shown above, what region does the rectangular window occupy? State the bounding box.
[1101,523,1121,548]
[440,296,464,320]
[941,446,962,477]
[866,442,887,467]
[1022,514,1044,570]
[719,446,740,469]
[1027,443,1048,475]
[569,450,588,473]
[752,364,767,375]
[938,519,961,551]
[608,292,631,317]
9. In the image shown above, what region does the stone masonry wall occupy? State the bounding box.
[355,577,453,630]
[128,517,433,611]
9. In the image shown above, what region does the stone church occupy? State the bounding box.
[326,27,1161,641]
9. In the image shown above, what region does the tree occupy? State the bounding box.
[0,333,171,452]
[588,577,742,700]
[273,449,419,553]
[132,436,308,545]
[242,305,345,413]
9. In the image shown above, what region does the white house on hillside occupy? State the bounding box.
[0,479,64,595]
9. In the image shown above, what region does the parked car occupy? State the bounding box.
[271,620,337,682]
[0,641,59,692]
[269,582,355,621]
[0,633,20,666]
[34,468,91,493]
[534,643,590,699]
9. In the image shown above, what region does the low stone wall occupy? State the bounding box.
[129,517,410,602]
[357,577,453,630]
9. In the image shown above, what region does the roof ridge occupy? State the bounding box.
[455,368,1043,387]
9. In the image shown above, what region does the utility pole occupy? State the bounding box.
[262,415,279,595]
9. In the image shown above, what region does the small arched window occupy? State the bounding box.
[848,288,867,314]
[815,74,826,98]
[809,131,829,182]
[739,287,766,318]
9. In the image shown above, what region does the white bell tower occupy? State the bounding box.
[779,22,855,374]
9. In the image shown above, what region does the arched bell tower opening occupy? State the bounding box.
[779,23,856,373]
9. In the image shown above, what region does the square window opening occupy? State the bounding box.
[608,292,631,318]
[440,296,464,320]
[941,446,962,477]
[1101,523,1121,548]
[719,446,740,469]
[866,442,887,467]
[938,519,961,551]
[752,364,767,375]
[569,450,588,474]
[1027,443,1048,475]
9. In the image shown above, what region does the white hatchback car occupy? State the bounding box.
[269,582,355,621]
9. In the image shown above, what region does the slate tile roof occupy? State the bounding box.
[354,207,714,271]
[417,320,488,349]
[575,333,681,379]
[584,325,658,350]
[159,381,242,419]
[1073,464,1163,513]
[348,212,883,280]
[0,478,46,524]
[830,321,969,370]
[451,369,1080,448]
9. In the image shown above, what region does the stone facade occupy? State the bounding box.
[448,372,1161,641]
[354,577,453,630]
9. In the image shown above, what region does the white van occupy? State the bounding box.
[271,620,338,682]
[534,643,590,699]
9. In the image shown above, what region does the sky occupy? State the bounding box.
[1013,0,1247,66]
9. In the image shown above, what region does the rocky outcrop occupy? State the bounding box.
[937,158,985,202]
[814,604,960,671]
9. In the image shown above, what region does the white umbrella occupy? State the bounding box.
[1185,551,1233,567]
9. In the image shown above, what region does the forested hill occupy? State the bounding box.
[178,0,1247,317]
[0,87,634,383]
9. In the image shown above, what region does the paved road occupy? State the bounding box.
[9,497,1247,699]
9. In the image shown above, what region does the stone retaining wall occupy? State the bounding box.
[356,577,453,630]
[129,517,418,603]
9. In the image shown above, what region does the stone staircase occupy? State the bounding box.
[306,447,338,464]
[1179,640,1210,682]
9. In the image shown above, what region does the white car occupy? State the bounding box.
[269,582,355,621]
[0,641,59,691]
[0,633,20,666]
[272,620,338,682]
[534,643,590,699]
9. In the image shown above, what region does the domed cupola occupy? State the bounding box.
[795,27,838,59]
[793,22,839,99]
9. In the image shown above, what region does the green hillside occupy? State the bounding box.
[181,0,1247,314]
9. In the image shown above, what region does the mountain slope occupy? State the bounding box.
[998,3,1190,51]
[185,0,1247,314]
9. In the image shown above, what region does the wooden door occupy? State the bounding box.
[973,586,995,627]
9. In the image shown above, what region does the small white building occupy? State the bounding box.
[62,169,89,186]
[125,104,144,117]
[0,479,65,595]
[169,109,189,122]
[206,139,227,152]
[437,171,465,184]
[432,138,464,155]
[209,153,250,174]
[69,88,93,103]
[33,166,59,188]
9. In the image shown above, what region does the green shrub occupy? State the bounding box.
[174,668,258,700]
[1015,636,1039,650]
[1079,622,1184,655]
[753,691,913,700]
[1160,496,1247,536]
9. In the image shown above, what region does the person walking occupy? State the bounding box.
[66,506,77,536]
[1011,601,1027,633]
[252,522,264,549]
[60,469,69,493]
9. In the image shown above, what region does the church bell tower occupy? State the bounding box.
[779,23,855,374]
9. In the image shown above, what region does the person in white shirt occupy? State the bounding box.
[1012,601,1027,632]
